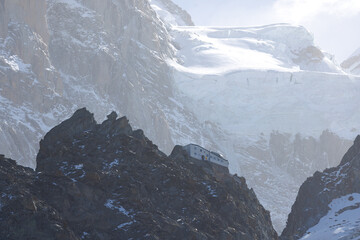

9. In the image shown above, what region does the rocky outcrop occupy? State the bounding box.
[0,155,78,240]
[281,135,360,239]
[0,109,278,239]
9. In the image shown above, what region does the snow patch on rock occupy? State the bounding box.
[300,193,360,240]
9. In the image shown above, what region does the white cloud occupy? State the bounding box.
[273,0,360,23]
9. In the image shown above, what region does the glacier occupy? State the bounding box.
[151,1,360,232]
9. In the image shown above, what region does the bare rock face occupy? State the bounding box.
[281,135,360,239]
[0,0,192,167]
[0,0,48,42]
[0,109,278,240]
[0,0,67,168]
[268,130,352,183]
[47,0,178,150]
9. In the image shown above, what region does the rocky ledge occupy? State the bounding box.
[281,135,360,239]
[0,108,277,240]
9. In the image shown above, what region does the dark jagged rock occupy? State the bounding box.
[1,109,278,240]
[0,156,79,240]
[281,135,360,239]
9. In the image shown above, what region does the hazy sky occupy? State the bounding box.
[172,0,360,62]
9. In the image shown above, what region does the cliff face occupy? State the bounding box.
[281,135,360,239]
[0,108,278,240]
[0,0,65,167]
[268,131,351,183]
[0,0,48,41]
[0,0,196,168]
[46,0,178,150]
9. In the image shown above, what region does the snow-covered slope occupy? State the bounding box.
[170,24,343,74]
[341,47,360,75]
[300,193,360,240]
[169,24,359,137]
